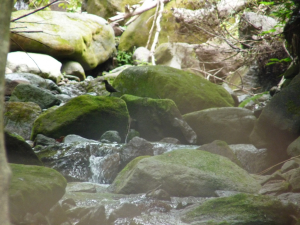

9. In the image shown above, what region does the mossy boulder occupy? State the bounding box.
[5,131,43,166]
[250,74,300,154]
[10,11,116,70]
[4,102,42,140]
[181,193,299,224]
[113,66,234,114]
[109,149,261,197]
[183,107,256,144]
[9,164,67,223]
[119,1,210,52]
[31,95,129,141]
[120,94,196,144]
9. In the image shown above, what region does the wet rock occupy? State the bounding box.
[63,134,100,145]
[277,192,300,206]
[5,131,42,166]
[100,130,122,143]
[113,66,234,115]
[48,203,69,225]
[110,149,261,197]
[146,189,171,201]
[6,52,63,83]
[184,107,256,145]
[108,203,141,223]
[120,137,154,169]
[121,94,196,144]
[181,193,299,224]
[159,137,180,144]
[4,102,42,140]
[31,95,129,141]
[9,163,67,224]
[9,83,61,109]
[34,134,58,146]
[76,205,107,225]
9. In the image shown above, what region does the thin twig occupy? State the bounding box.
[11,0,60,22]
[146,0,160,50]
[257,155,300,175]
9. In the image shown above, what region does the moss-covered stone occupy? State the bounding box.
[182,193,299,224]
[10,11,116,70]
[121,94,196,143]
[4,102,42,140]
[5,131,43,166]
[9,163,67,223]
[109,149,260,196]
[31,95,129,141]
[113,66,234,115]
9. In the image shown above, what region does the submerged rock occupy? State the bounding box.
[109,149,261,197]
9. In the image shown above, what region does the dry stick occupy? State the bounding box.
[191,67,254,95]
[146,0,160,50]
[150,0,164,65]
[257,155,300,175]
[10,38,43,73]
[11,0,60,22]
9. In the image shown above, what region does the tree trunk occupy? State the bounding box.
[0,0,13,224]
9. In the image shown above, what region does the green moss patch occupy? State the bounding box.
[182,193,299,224]
[9,163,67,223]
[31,95,129,141]
[113,66,234,115]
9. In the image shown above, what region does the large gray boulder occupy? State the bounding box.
[113,66,234,115]
[10,11,116,70]
[109,149,261,197]
[183,107,256,145]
